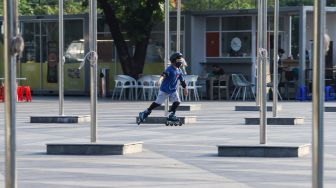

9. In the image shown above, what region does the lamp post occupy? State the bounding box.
[176,0,181,52]
[59,0,64,116]
[272,0,279,117]
[89,0,98,142]
[4,0,22,187]
[164,0,170,116]
[259,0,267,144]
[312,0,326,187]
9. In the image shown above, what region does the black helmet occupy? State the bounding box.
[169,52,183,64]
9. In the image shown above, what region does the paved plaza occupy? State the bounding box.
[1,97,336,188]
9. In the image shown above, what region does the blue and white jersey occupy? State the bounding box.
[160,65,184,94]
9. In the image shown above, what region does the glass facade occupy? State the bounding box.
[206,16,252,58]
[151,16,185,63]
[0,14,185,94]
[221,32,252,57]
[15,18,85,93]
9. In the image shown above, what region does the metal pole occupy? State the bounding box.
[312,0,325,187]
[260,0,267,144]
[256,0,262,106]
[299,7,307,88]
[89,0,97,142]
[288,16,292,58]
[164,0,169,116]
[4,0,20,187]
[176,0,181,52]
[59,0,64,116]
[272,0,279,117]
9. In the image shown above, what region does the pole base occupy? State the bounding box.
[244,117,304,125]
[30,115,90,123]
[46,142,143,155]
[235,105,282,111]
[325,106,336,112]
[218,144,310,157]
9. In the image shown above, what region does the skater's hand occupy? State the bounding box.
[183,88,188,96]
[156,76,164,86]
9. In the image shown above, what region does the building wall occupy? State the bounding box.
[190,16,206,75]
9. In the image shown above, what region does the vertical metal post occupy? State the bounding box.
[288,16,292,58]
[4,0,19,187]
[251,16,257,87]
[59,0,64,116]
[176,0,181,52]
[299,7,307,87]
[89,0,97,142]
[312,0,325,187]
[272,0,279,117]
[256,0,262,106]
[260,0,267,144]
[164,0,170,116]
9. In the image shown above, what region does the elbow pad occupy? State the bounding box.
[181,80,186,88]
[161,72,168,78]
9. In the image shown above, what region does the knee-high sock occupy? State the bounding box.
[169,101,180,114]
[148,102,160,112]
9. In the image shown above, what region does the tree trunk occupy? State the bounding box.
[99,0,155,79]
[99,0,134,77]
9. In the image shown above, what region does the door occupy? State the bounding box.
[206,32,220,57]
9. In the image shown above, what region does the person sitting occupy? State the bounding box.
[210,64,224,77]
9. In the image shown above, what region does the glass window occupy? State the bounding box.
[206,17,220,31]
[147,32,164,63]
[268,16,285,31]
[63,19,84,63]
[64,19,84,48]
[170,34,184,54]
[170,17,185,31]
[222,16,251,31]
[221,32,251,57]
[21,22,40,63]
[65,41,84,62]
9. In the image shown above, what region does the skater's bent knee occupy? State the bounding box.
[172,101,180,106]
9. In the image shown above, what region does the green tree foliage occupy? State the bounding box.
[104,0,163,43]
[98,0,164,78]
[182,0,256,10]
[0,0,87,16]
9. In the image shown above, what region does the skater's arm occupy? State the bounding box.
[180,79,188,96]
[156,72,168,85]
[157,76,164,85]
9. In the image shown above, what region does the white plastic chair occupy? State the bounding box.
[137,75,155,100]
[112,75,138,100]
[231,74,255,101]
[182,75,200,101]
[151,75,161,98]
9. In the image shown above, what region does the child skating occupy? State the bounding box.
[137,52,188,125]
